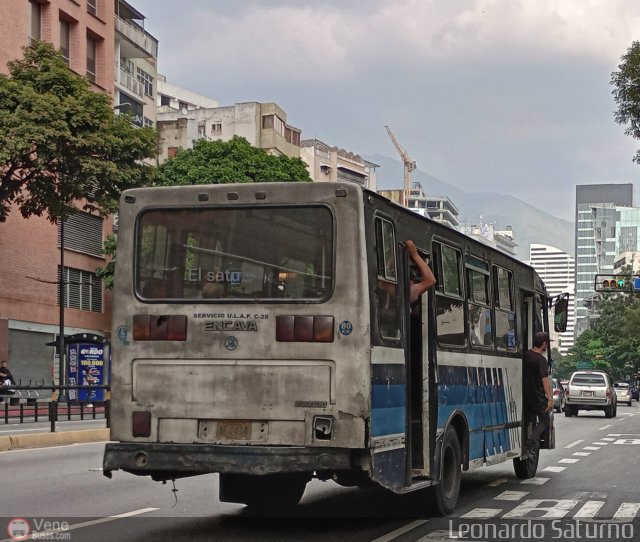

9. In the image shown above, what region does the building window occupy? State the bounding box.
[262,114,285,135]
[285,126,300,146]
[59,18,70,65]
[160,95,171,107]
[87,0,97,16]
[211,123,222,135]
[178,101,188,111]
[86,35,97,82]
[58,212,103,257]
[58,267,103,313]
[143,117,154,128]
[29,0,42,45]
[197,121,206,136]
[136,67,154,97]
[167,146,179,158]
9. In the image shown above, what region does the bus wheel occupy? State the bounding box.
[429,426,462,515]
[219,473,309,510]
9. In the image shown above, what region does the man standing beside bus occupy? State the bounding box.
[523,332,553,460]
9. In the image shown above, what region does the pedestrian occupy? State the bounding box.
[82,368,97,408]
[522,331,553,460]
[406,240,437,306]
[0,360,14,386]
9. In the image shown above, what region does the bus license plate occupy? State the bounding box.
[216,421,251,440]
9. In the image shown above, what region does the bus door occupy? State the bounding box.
[404,244,432,481]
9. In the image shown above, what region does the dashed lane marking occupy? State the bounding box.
[583,446,600,450]
[574,500,605,517]
[460,508,502,519]
[486,478,508,487]
[520,477,550,485]
[599,424,614,430]
[614,503,640,519]
[369,520,429,542]
[559,458,580,464]
[601,437,616,441]
[572,452,591,456]
[592,441,609,445]
[502,499,580,519]
[543,466,566,472]
[564,439,584,448]
[495,490,529,501]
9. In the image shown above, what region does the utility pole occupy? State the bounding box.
[385,126,416,208]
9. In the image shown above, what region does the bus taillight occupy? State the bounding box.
[133,315,187,341]
[276,316,334,342]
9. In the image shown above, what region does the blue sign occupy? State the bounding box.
[633,277,640,291]
[339,321,353,336]
[67,343,106,401]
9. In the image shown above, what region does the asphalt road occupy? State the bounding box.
[1,403,639,542]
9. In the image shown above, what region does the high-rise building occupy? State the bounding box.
[529,244,575,354]
[574,184,634,338]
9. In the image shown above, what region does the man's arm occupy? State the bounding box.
[541,376,553,412]
[406,240,436,301]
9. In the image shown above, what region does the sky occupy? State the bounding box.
[133,0,640,221]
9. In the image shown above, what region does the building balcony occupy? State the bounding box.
[114,64,145,99]
[115,15,158,58]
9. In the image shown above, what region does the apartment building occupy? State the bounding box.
[0,0,155,383]
[529,244,576,355]
[300,138,378,191]
[157,101,302,164]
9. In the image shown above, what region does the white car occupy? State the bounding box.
[565,370,617,418]
[614,382,633,406]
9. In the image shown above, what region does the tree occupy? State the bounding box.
[155,136,312,186]
[0,42,156,222]
[612,41,640,165]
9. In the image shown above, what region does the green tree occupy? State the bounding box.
[0,42,156,222]
[155,136,311,186]
[612,41,640,164]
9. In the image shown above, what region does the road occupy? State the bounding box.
[1,404,639,542]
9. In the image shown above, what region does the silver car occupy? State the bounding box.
[614,382,633,406]
[565,370,617,418]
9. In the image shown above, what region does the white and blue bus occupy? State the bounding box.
[103,181,566,514]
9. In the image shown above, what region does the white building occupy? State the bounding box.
[459,221,517,256]
[157,75,219,111]
[529,244,576,355]
[300,138,377,191]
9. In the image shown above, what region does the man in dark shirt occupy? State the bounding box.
[522,332,553,460]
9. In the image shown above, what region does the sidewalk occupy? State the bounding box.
[0,418,109,451]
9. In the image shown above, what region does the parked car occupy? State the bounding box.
[565,370,617,418]
[614,382,633,406]
[552,378,566,413]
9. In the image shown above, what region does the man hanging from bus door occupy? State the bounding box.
[406,240,436,308]
[522,331,554,460]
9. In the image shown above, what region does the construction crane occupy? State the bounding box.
[385,125,416,208]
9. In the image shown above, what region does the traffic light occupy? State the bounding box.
[594,274,631,292]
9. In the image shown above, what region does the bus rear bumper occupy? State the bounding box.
[103,442,354,480]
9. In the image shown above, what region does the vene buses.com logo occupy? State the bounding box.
[7,518,30,540]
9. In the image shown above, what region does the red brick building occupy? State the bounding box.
[0,1,153,383]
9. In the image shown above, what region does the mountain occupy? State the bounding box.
[366,154,574,261]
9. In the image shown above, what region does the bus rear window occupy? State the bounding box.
[136,206,334,301]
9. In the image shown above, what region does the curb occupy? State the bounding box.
[0,428,110,451]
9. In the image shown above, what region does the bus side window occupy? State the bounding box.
[493,266,517,352]
[466,256,493,348]
[375,217,400,340]
[432,242,466,347]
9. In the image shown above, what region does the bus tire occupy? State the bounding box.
[219,473,309,510]
[513,419,539,479]
[428,426,462,516]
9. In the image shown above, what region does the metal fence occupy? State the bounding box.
[0,384,110,432]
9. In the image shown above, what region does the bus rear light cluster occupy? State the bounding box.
[276,316,334,342]
[132,411,151,437]
[133,315,187,341]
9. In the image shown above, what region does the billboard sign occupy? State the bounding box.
[67,343,106,401]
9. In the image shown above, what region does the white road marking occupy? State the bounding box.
[592,442,608,445]
[564,439,584,448]
[559,458,580,464]
[369,520,429,542]
[520,477,549,485]
[0,441,107,454]
[572,452,591,456]
[495,490,529,501]
[502,499,580,519]
[487,478,508,487]
[613,503,640,519]
[574,500,605,518]
[460,508,502,518]
[543,466,566,472]
[0,508,158,542]
[618,413,634,416]
[600,437,616,441]
[614,438,640,445]
[598,424,614,430]
[417,530,471,542]
[583,446,600,450]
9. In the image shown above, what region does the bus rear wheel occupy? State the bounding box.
[428,426,462,516]
[219,473,309,510]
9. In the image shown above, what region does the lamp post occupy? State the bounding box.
[57,216,65,405]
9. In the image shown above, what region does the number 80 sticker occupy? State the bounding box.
[339,321,353,336]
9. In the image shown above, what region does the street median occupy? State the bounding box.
[0,428,110,451]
